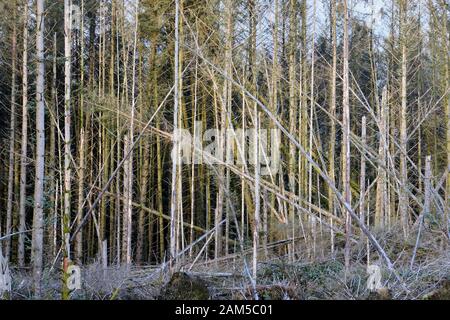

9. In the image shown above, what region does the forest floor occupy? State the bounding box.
[7,225,450,300]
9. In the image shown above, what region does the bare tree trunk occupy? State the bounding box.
[253,110,260,290]
[63,0,73,263]
[247,0,257,249]
[5,0,17,261]
[122,133,131,264]
[108,1,116,264]
[170,0,181,266]
[98,0,108,246]
[189,54,199,257]
[287,0,297,262]
[18,1,29,268]
[342,0,352,275]
[137,45,150,265]
[309,0,317,260]
[136,133,149,264]
[75,129,85,264]
[124,0,139,266]
[299,0,308,248]
[115,3,122,263]
[223,0,233,255]
[31,0,46,298]
[328,0,337,255]
[47,32,58,260]
[60,0,73,299]
[399,0,409,239]
[120,0,130,265]
[442,0,450,239]
[269,0,280,251]
[376,88,388,228]
[75,0,85,264]
[360,117,367,246]
[156,67,164,262]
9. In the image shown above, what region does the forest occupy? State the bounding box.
[0,0,449,300]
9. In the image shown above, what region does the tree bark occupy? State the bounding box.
[18,1,29,268]
[31,0,46,298]
[5,0,17,262]
[399,0,409,239]
[170,0,181,266]
[63,0,73,262]
[342,0,352,274]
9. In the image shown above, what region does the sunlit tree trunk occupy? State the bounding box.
[342,0,352,274]
[399,0,409,239]
[170,0,181,266]
[63,0,73,263]
[328,0,337,255]
[222,0,233,255]
[31,0,46,298]
[287,0,297,262]
[376,88,388,228]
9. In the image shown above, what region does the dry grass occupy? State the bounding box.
[4,225,450,300]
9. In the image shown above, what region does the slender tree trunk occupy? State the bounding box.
[31,0,46,298]
[189,54,199,257]
[5,0,17,261]
[342,0,352,275]
[287,0,297,262]
[299,0,308,242]
[170,0,181,266]
[63,0,73,264]
[441,0,449,238]
[137,113,149,263]
[122,133,131,264]
[124,0,139,265]
[156,61,164,262]
[222,0,233,256]
[75,0,85,264]
[360,117,367,242]
[247,0,257,249]
[136,45,147,265]
[309,0,317,260]
[18,1,29,268]
[253,109,260,291]
[47,33,58,260]
[75,129,85,264]
[376,88,388,228]
[399,0,409,238]
[328,0,337,255]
